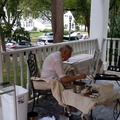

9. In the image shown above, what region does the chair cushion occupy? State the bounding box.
[33,81,51,90]
[31,77,51,90]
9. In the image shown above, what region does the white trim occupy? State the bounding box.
[0,44,3,83]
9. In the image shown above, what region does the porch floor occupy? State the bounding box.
[0,80,120,120]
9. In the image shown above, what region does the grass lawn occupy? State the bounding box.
[2,58,28,87]
[30,32,44,42]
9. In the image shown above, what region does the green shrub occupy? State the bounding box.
[42,29,52,33]
[31,27,38,31]
[64,30,69,35]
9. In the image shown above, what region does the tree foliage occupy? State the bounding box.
[0,0,20,51]
[108,0,120,38]
[64,0,91,34]
[0,0,33,51]
[21,0,51,20]
[22,0,64,43]
[1,0,120,51]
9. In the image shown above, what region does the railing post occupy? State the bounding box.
[0,44,3,83]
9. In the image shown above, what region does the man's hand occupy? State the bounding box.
[78,73,86,79]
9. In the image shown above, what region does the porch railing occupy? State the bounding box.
[106,38,120,66]
[2,37,120,98]
[1,38,98,91]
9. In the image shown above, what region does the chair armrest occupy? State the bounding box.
[31,77,45,82]
[32,80,45,82]
[94,73,120,80]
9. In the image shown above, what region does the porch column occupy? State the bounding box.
[90,0,109,70]
[0,44,2,83]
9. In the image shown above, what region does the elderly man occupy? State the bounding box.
[41,45,86,83]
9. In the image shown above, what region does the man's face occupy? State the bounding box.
[62,50,72,61]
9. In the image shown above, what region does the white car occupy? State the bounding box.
[37,39,53,46]
[63,35,79,41]
[70,32,83,39]
[5,41,16,47]
[82,34,89,39]
[37,32,53,46]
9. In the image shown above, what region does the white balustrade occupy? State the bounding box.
[1,38,98,91]
[106,38,120,66]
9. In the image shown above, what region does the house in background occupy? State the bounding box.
[20,17,46,31]
[20,11,75,32]
[64,11,75,31]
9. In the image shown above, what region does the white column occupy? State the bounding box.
[90,0,109,70]
[0,43,3,83]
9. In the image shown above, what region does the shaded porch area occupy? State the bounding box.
[27,79,120,120]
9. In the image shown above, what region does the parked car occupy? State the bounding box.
[5,41,16,47]
[37,32,53,46]
[37,39,54,46]
[70,32,83,39]
[6,41,35,51]
[82,34,89,39]
[63,35,79,42]
[37,32,83,45]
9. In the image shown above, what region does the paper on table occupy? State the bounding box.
[64,54,92,64]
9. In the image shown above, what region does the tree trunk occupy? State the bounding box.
[0,26,6,51]
[85,15,90,35]
[51,0,64,43]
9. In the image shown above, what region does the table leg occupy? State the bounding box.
[113,99,120,120]
[90,110,97,120]
[89,109,104,120]
[64,106,74,120]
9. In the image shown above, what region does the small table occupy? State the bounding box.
[63,54,93,76]
[62,84,120,119]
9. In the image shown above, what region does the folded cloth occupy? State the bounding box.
[31,77,51,90]
[43,79,66,107]
[31,77,66,107]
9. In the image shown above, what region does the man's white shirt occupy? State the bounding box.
[41,51,66,80]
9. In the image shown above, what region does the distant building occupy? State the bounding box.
[64,11,75,31]
[19,11,75,32]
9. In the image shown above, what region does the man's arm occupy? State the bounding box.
[60,73,86,83]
